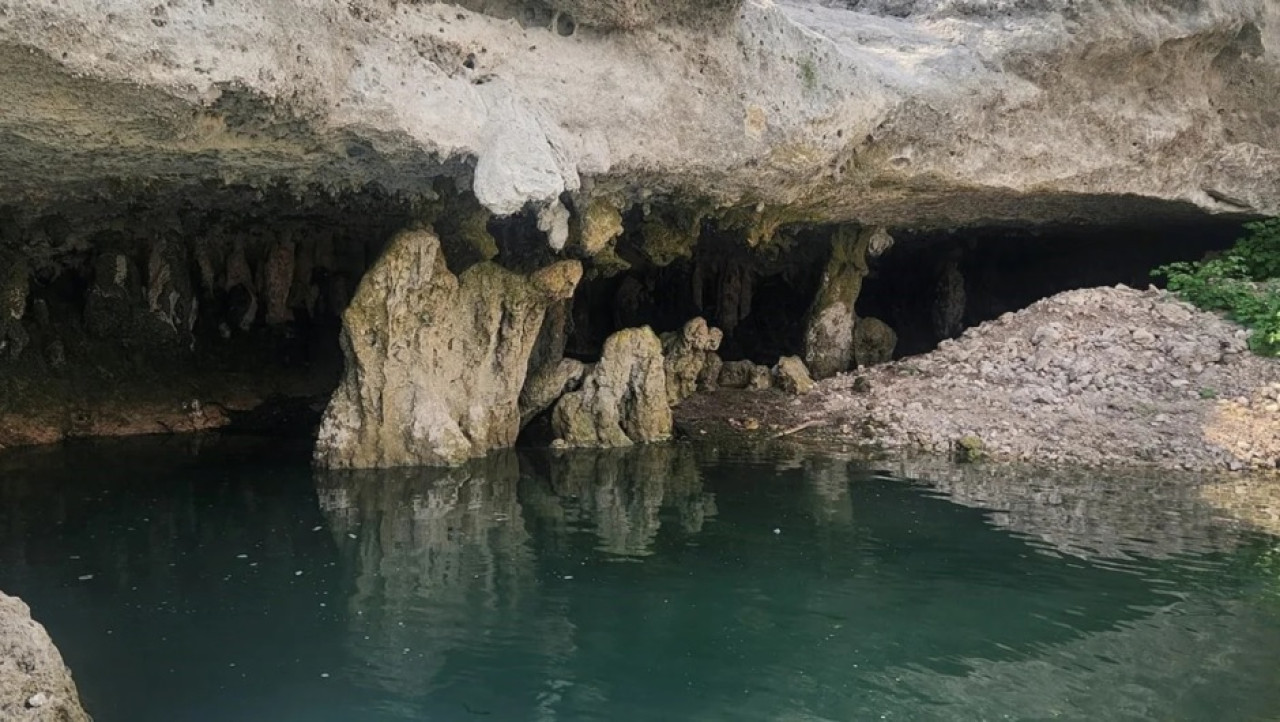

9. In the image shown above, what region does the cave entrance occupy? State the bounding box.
[858,219,1250,358]
[0,183,417,441]
[562,214,1251,373]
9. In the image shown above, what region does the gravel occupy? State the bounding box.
[818,285,1280,471]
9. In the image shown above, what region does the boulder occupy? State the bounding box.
[853,316,897,367]
[520,357,588,427]
[551,326,672,447]
[663,317,723,405]
[748,364,773,391]
[315,228,582,468]
[773,356,815,395]
[0,591,89,722]
[718,360,755,389]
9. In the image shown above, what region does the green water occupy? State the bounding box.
[1,437,1279,721]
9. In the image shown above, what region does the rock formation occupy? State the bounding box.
[803,227,873,379]
[551,326,672,447]
[315,228,582,468]
[852,316,897,367]
[0,591,89,722]
[773,355,815,395]
[5,1,1274,223]
[0,0,1277,464]
[663,317,724,405]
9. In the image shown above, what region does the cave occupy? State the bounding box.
[0,180,1253,451]
[0,183,419,444]
[557,211,1251,365]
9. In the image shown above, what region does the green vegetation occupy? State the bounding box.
[1153,218,1280,356]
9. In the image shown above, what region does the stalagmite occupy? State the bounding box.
[551,326,672,448]
[314,228,582,468]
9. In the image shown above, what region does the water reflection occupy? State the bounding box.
[2,439,1279,721]
[878,457,1250,560]
[522,445,715,557]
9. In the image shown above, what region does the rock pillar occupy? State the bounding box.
[803,226,883,380]
[314,228,581,468]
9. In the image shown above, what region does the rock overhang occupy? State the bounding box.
[0,0,1273,231]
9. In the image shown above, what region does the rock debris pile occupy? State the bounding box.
[818,286,1280,471]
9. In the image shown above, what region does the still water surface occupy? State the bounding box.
[1,437,1279,721]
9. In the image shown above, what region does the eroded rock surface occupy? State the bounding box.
[774,355,815,395]
[663,317,724,404]
[0,591,88,722]
[0,0,1276,225]
[551,326,672,447]
[315,228,582,467]
[803,227,872,380]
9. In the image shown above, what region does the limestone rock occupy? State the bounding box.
[573,198,625,256]
[145,237,199,340]
[697,352,723,392]
[0,255,29,360]
[773,356,815,395]
[84,251,142,339]
[932,254,966,340]
[315,228,582,468]
[262,234,296,325]
[0,591,89,722]
[0,1,1278,226]
[663,317,723,405]
[748,364,773,391]
[551,326,672,447]
[520,357,588,427]
[803,226,874,380]
[544,0,739,30]
[718,360,755,389]
[853,316,897,367]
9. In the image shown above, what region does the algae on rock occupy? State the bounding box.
[803,226,878,380]
[315,228,582,468]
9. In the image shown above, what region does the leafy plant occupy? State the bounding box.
[1153,218,1280,356]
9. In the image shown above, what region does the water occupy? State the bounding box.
[2,437,1279,722]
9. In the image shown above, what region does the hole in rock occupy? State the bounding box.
[0,183,419,440]
[561,212,1252,376]
[857,219,1250,357]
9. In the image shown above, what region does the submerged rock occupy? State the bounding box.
[552,326,672,447]
[0,591,89,722]
[315,228,582,468]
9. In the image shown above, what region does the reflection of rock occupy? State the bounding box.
[883,457,1245,560]
[316,452,539,700]
[1200,477,1280,536]
[525,445,715,557]
[315,228,582,467]
[551,326,671,447]
[864,598,1280,722]
[0,591,89,722]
